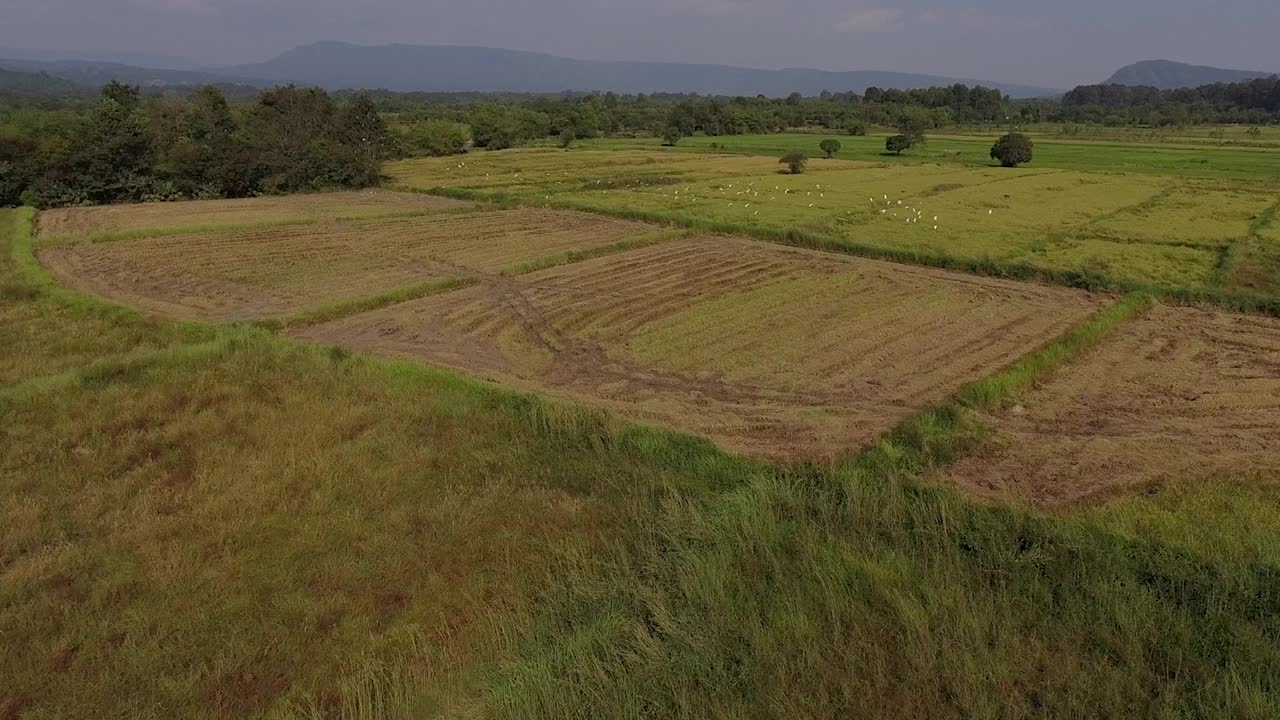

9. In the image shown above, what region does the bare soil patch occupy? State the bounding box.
[943,304,1280,508]
[35,190,471,240]
[295,236,1104,461]
[38,208,655,321]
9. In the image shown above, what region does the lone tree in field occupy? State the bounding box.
[819,138,842,158]
[559,128,576,148]
[885,135,912,155]
[661,127,682,146]
[990,132,1034,167]
[780,152,808,174]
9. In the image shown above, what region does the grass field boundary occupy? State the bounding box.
[428,186,1280,317]
[283,276,482,329]
[498,228,689,276]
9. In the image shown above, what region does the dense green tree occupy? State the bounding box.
[780,152,807,174]
[661,126,682,146]
[404,119,469,157]
[885,134,912,155]
[990,132,1034,167]
[335,93,392,186]
[818,138,841,158]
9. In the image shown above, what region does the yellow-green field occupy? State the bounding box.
[390,147,1280,299]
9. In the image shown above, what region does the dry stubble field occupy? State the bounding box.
[294,236,1104,460]
[944,303,1280,507]
[38,206,657,321]
[29,181,1280,492]
[35,190,471,240]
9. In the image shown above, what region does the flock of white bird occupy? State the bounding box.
[446,161,1001,232]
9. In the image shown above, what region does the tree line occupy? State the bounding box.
[1,82,391,207]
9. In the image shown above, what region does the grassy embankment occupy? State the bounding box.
[4,204,1280,718]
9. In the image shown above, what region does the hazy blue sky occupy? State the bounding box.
[2,0,1277,87]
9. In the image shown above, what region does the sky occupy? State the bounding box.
[2,0,1277,88]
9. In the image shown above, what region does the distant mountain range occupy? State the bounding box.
[0,67,87,98]
[1105,60,1275,89]
[0,42,1061,98]
[4,43,1275,99]
[220,42,1063,98]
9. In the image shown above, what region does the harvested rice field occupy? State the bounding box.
[35,189,471,240]
[943,303,1280,507]
[294,236,1105,460]
[38,208,658,321]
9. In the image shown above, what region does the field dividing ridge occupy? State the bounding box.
[295,235,1107,461]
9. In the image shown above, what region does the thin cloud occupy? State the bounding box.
[835,8,903,33]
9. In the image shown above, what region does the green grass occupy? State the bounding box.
[394,144,1280,314]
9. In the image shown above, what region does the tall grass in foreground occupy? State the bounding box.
[462,294,1280,720]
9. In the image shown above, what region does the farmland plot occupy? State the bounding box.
[943,303,1280,507]
[35,190,471,240]
[296,236,1104,460]
[38,208,657,321]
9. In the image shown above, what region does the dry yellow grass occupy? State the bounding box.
[38,208,658,321]
[943,303,1280,507]
[295,235,1105,461]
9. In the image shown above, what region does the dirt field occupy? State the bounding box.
[35,190,471,239]
[943,304,1280,507]
[294,236,1104,460]
[38,208,657,321]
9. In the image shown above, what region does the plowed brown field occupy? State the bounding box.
[943,304,1280,507]
[38,208,657,321]
[35,190,471,239]
[294,236,1105,460]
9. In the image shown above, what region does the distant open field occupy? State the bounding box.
[38,208,659,321]
[943,303,1280,507]
[391,146,1280,302]
[35,190,471,241]
[582,133,1280,180]
[295,236,1103,460]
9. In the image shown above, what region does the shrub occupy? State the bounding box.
[406,119,469,157]
[780,152,807,174]
[661,127,682,146]
[885,135,912,155]
[990,132,1034,167]
[819,138,842,158]
[845,122,867,136]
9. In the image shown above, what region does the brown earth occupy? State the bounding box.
[942,304,1280,508]
[35,190,471,239]
[38,208,656,321]
[294,236,1105,461]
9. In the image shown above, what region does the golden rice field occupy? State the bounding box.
[294,236,1103,461]
[944,303,1280,507]
[389,148,1280,295]
[38,208,658,321]
[35,190,471,240]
